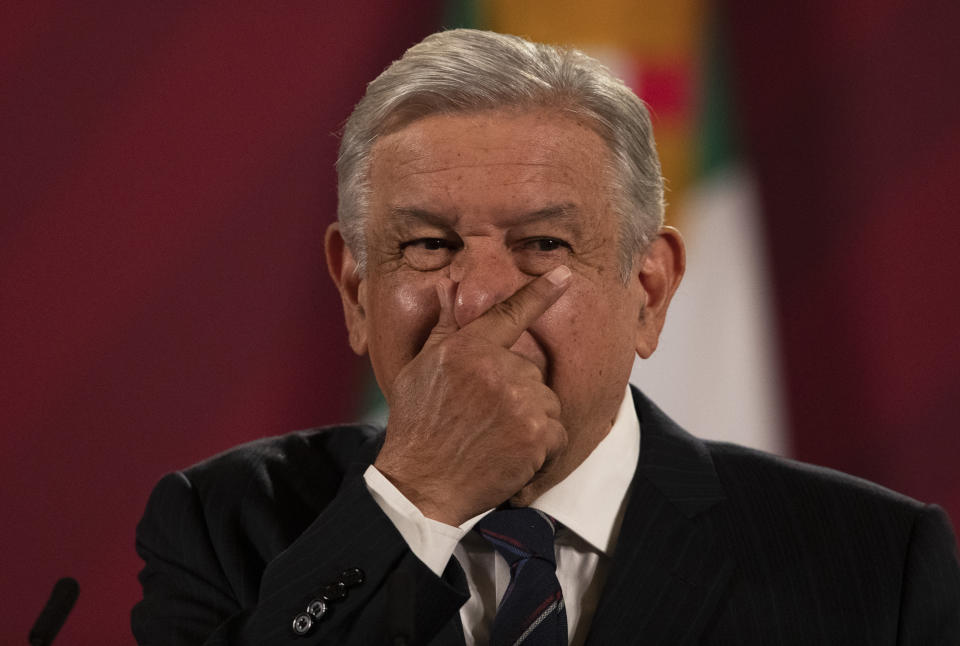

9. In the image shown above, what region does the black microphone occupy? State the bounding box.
[29,577,79,646]
[386,570,414,646]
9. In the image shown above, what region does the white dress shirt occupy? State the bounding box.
[364,385,640,645]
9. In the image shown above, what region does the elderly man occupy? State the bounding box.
[133,29,960,645]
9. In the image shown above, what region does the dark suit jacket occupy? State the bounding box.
[132,388,960,644]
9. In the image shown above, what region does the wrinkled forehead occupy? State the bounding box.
[373,105,613,162]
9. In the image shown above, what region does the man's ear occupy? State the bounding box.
[325,223,368,355]
[634,226,685,358]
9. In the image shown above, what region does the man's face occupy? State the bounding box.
[343,108,650,465]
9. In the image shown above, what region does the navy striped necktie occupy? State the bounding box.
[474,507,567,646]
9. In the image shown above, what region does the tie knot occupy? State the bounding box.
[474,507,558,567]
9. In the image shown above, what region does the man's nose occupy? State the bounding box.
[450,247,526,329]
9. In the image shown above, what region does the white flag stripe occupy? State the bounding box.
[631,166,787,454]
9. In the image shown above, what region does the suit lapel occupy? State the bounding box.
[585,387,733,645]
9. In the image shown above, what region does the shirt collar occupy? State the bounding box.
[530,384,640,555]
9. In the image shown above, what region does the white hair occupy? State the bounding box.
[336,29,664,279]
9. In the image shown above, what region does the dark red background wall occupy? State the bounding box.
[1,3,443,642]
[2,2,958,643]
[725,0,960,537]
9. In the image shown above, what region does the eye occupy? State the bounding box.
[515,237,573,274]
[399,238,460,270]
[404,238,449,251]
[520,237,572,253]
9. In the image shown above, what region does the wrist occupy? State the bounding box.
[372,459,462,526]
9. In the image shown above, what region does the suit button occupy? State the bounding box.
[291,612,313,635]
[321,581,347,602]
[306,598,328,619]
[339,567,365,587]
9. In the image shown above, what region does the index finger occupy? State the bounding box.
[462,265,572,348]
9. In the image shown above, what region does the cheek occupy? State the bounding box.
[393,281,431,315]
[532,283,634,373]
[367,279,439,367]
[533,283,607,345]
[533,295,580,344]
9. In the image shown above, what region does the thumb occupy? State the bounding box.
[424,278,459,345]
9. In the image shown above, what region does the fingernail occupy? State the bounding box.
[545,265,572,286]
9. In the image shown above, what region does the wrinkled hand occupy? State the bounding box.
[374,265,573,526]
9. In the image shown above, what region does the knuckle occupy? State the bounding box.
[519,413,550,445]
[503,383,524,406]
[544,389,562,417]
[520,412,541,432]
[515,359,541,382]
[551,421,569,449]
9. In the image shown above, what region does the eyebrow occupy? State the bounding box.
[388,203,583,233]
[388,206,452,228]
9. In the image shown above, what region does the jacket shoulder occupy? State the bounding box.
[181,423,383,491]
[705,439,923,512]
[701,440,932,565]
[170,424,382,554]
[176,423,385,527]
[136,424,386,609]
